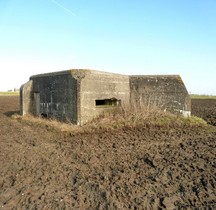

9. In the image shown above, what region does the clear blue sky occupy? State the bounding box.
[0,0,215,94]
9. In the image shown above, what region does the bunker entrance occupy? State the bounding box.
[41,113,48,118]
[95,98,121,107]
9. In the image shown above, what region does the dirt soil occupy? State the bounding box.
[0,96,215,209]
[192,99,216,126]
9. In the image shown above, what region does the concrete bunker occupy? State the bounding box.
[129,75,191,117]
[20,69,191,125]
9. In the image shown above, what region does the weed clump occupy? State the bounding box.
[12,105,211,135]
[83,105,209,133]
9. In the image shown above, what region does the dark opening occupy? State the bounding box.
[95,98,121,107]
[41,113,48,118]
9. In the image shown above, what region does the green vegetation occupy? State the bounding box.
[0,91,19,96]
[190,94,216,99]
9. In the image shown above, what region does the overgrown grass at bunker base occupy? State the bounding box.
[12,105,214,136]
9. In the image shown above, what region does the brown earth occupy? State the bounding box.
[0,96,215,209]
[192,99,216,126]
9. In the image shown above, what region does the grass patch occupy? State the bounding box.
[0,91,19,96]
[12,105,214,135]
[12,114,83,135]
[82,106,212,133]
[190,94,216,100]
[187,116,207,125]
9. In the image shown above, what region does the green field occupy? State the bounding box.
[190,94,216,100]
[0,91,19,96]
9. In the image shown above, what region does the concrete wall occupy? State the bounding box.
[130,75,191,116]
[20,80,33,115]
[71,70,130,125]
[29,71,78,124]
[20,70,191,125]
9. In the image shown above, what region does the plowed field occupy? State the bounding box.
[192,99,216,126]
[0,96,215,209]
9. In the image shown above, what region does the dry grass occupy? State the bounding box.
[12,104,210,135]
[12,114,83,134]
[85,105,208,132]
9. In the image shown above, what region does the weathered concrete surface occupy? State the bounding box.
[74,70,130,125]
[130,75,191,116]
[20,70,191,125]
[29,71,78,124]
[20,80,33,115]
[21,70,131,125]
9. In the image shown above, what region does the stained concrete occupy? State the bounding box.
[129,75,191,117]
[77,70,130,125]
[20,80,33,115]
[20,69,191,125]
